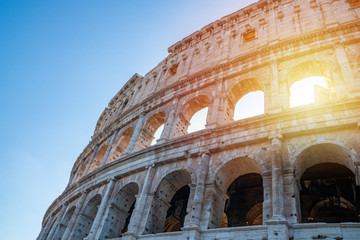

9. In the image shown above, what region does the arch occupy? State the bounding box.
[225,78,264,121]
[286,61,334,88]
[299,163,360,223]
[70,194,102,240]
[52,206,76,240]
[75,157,90,182]
[295,143,360,223]
[144,169,192,234]
[214,157,263,228]
[294,143,356,181]
[135,111,166,151]
[173,95,211,137]
[214,157,262,192]
[286,61,336,107]
[109,127,134,162]
[98,182,139,239]
[88,143,109,173]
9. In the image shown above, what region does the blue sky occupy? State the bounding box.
[0,1,257,239]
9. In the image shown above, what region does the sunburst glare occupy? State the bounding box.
[290,76,328,107]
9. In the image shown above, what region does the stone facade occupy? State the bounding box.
[38,0,360,239]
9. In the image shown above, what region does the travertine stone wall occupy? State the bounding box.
[39,0,360,240]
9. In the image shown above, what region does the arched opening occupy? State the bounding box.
[162,185,190,232]
[135,112,166,151]
[76,157,90,181]
[187,107,208,133]
[109,127,134,162]
[225,173,263,227]
[70,194,102,240]
[52,206,76,240]
[234,91,264,120]
[173,95,210,137]
[88,143,109,173]
[214,157,264,228]
[151,124,164,145]
[300,163,360,223]
[296,143,360,223]
[144,170,192,234]
[287,61,335,108]
[226,78,264,121]
[99,183,139,239]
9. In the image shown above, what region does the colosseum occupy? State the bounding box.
[38,0,360,239]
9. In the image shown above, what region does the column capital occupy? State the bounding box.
[268,134,283,142]
[200,150,211,158]
[107,177,116,183]
[334,41,345,49]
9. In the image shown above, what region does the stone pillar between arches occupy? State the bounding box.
[283,168,299,224]
[199,181,227,230]
[122,166,156,240]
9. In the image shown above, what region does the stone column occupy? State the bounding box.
[158,96,179,142]
[83,144,100,176]
[268,60,282,113]
[262,171,272,223]
[99,130,121,167]
[46,202,68,240]
[206,79,223,128]
[185,151,210,230]
[124,113,145,155]
[334,42,360,98]
[85,178,116,240]
[355,161,360,186]
[183,184,196,227]
[61,190,89,240]
[266,134,289,240]
[269,134,285,219]
[283,169,298,224]
[199,181,227,230]
[122,165,156,240]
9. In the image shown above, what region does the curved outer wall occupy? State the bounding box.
[39,0,360,240]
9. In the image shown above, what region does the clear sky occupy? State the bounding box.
[0,1,258,239]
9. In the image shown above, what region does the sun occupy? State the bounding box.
[290,76,328,107]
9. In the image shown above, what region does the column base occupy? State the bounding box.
[181,226,201,240]
[120,232,138,240]
[265,219,290,240]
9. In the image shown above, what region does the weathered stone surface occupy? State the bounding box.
[38,1,360,239]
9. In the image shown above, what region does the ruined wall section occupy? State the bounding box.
[165,0,358,87]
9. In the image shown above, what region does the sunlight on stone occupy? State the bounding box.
[290,76,328,107]
[151,124,164,145]
[188,107,208,133]
[234,91,264,120]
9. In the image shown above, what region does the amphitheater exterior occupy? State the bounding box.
[38,1,360,239]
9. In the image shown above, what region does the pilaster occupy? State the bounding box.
[62,189,89,240]
[158,96,179,143]
[85,178,116,240]
[184,151,210,230]
[46,201,68,240]
[122,165,156,239]
[125,113,146,155]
